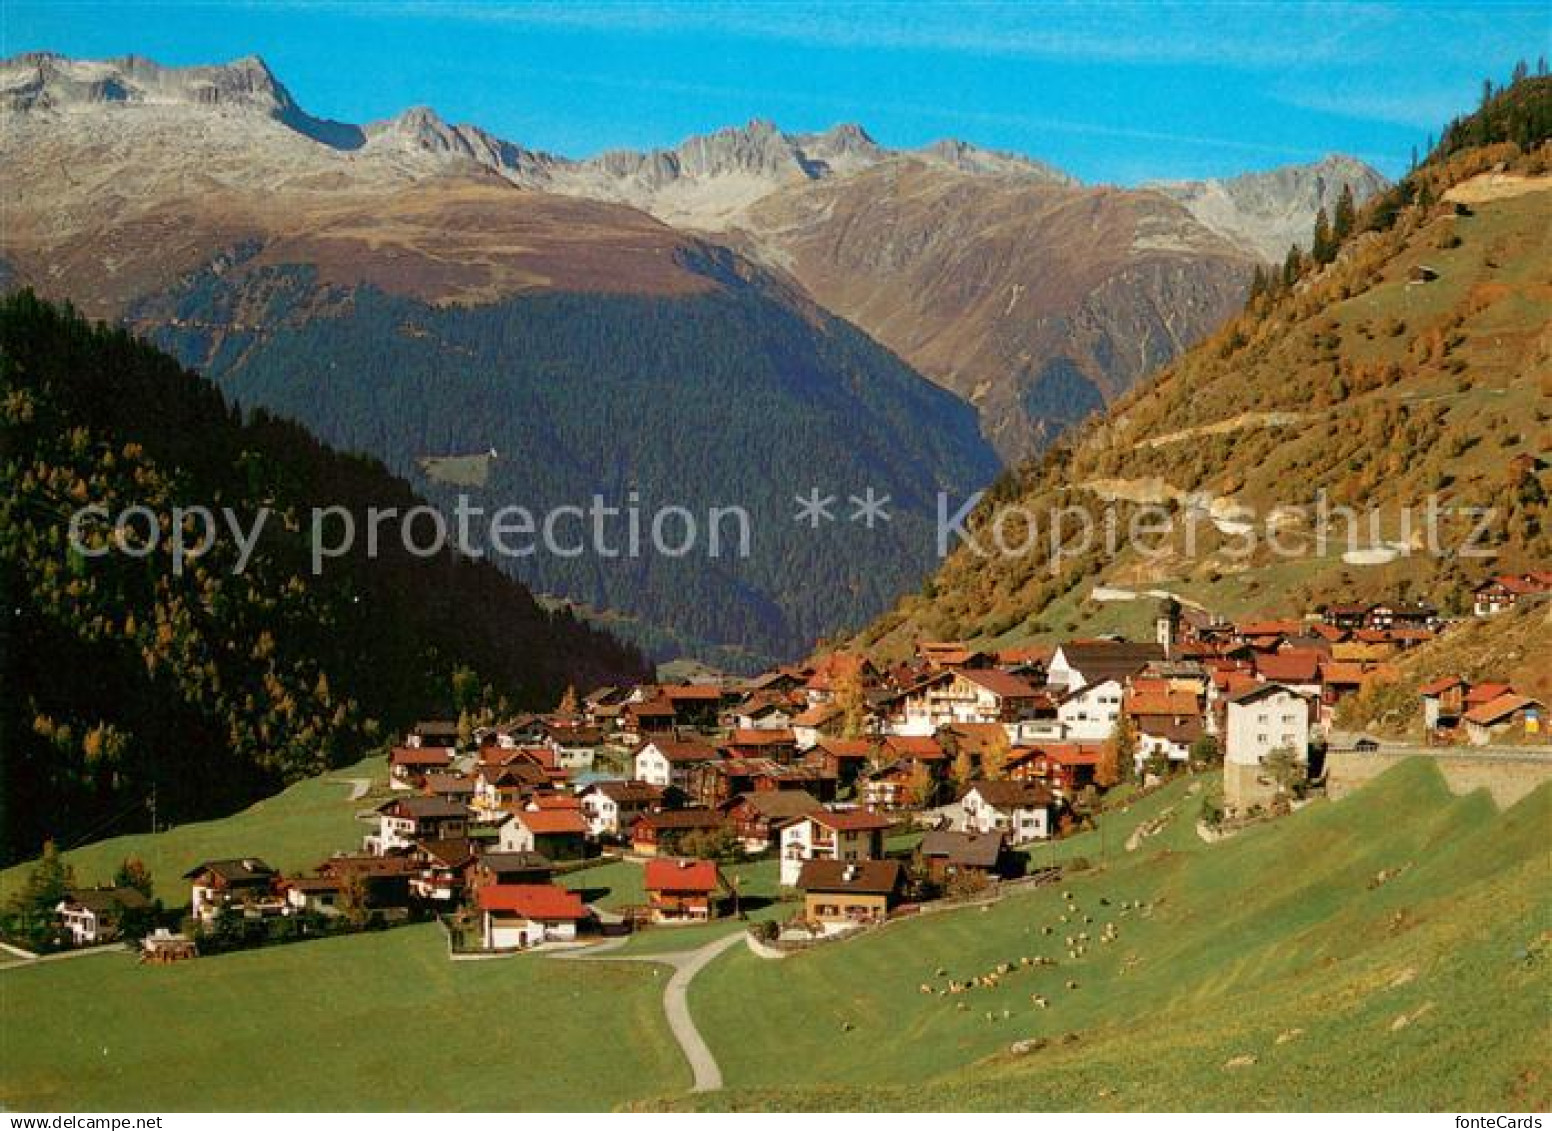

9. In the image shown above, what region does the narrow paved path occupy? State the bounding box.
[553,929,744,1092]
[659,932,744,1091]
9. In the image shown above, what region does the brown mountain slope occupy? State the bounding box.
[852,100,1552,656]
[2,52,1386,465]
[0,101,712,315]
[727,159,1258,458]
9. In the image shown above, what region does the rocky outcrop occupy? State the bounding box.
[1148,155,1389,262]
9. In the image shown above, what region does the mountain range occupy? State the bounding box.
[854,75,1552,655]
[1,51,1387,664]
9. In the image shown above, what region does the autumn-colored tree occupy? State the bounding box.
[906,760,936,808]
[833,663,868,739]
[113,856,154,898]
[557,685,580,716]
[338,869,371,929]
[950,747,976,794]
[981,728,1012,780]
[1097,714,1134,789]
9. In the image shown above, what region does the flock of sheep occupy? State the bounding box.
[910,888,1161,1024]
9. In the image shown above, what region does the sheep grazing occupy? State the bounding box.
[956,1002,968,1011]
[935,967,947,977]
[1042,926,1054,935]
[996,962,1011,975]
[1062,891,1072,900]
[919,984,934,995]
[1031,994,1049,1008]
[1065,980,1080,990]
[1020,956,1033,967]
[841,1021,853,1032]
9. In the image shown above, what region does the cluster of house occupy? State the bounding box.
[349,593,1480,938]
[1470,570,1552,617]
[1419,676,1543,745]
[58,577,1544,955]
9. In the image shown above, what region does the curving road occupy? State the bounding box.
[555,929,744,1091]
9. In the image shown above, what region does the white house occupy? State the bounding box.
[182,858,279,921]
[578,780,665,838]
[544,726,600,772]
[366,797,469,855]
[634,738,720,790]
[884,669,1041,735]
[55,887,150,946]
[791,701,843,750]
[777,809,892,887]
[496,809,588,858]
[733,702,795,731]
[1046,641,1164,693]
[476,885,586,951]
[1056,679,1125,742]
[1223,684,1313,812]
[1134,719,1202,772]
[1224,684,1312,767]
[959,780,1054,845]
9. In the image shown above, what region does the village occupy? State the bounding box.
[35,569,1552,961]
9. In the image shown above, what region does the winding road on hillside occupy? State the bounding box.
[553,930,745,1091]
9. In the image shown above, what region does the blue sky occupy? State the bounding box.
[5,2,1547,182]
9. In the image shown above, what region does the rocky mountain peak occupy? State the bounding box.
[1,51,365,148]
[916,138,1077,184]
[1148,155,1389,261]
[1,51,289,113]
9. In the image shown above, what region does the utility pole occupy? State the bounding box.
[149,782,158,834]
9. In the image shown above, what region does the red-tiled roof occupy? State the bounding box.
[1030,743,1104,766]
[1255,650,1323,683]
[1235,620,1303,637]
[664,684,723,702]
[642,738,721,763]
[1463,693,1540,726]
[390,746,453,766]
[1418,675,1465,696]
[644,858,721,894]
[883,735,946,760]
[476,884,587,920]
[729,728,797,746]
[815,738,876,759]
[1465,681,1515,706]
[961,669,1040,698]
[1126,690,1200,717]
[806,809,893,832]
[508,809,587,835]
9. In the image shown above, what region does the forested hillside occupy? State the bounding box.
[132,247,998,668]
[856,74,1552,654]
[0,292,647,864]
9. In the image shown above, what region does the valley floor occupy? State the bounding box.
[1,761,1546,1111]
